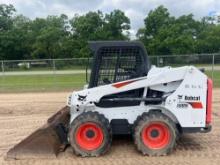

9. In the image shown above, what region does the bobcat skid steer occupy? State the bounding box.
[7,41,212,159]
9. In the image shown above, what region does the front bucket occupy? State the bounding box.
[6,106,70,160]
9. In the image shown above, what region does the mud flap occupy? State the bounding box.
[6,106,70,160]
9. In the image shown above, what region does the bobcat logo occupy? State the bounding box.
[178,95,183,99]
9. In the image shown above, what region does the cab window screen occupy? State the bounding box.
[97,47,142,86]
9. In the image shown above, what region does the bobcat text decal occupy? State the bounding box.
[177,95,203,109]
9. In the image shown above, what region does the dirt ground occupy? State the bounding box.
[0,90,220,165]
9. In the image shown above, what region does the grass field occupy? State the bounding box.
[205,70,220,87]
[0,70,219,92]
[0,73,86,92]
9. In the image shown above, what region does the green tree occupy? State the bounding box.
[31,15,69,59]
[103,9,130,40]
[196,25,220,53]
[0,4,31,60]
[71,11,104,40]
[138,5,174,54]
[0,4,16,31]
[69,10,130,57]
[144,5,173,38]
[161,14,201,54]
[137,5,203,55]
[2,3,220,61]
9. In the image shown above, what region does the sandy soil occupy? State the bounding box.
[0,90,220,165]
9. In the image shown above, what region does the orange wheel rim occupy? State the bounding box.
[75,122,104,150]
[141,122,171,149]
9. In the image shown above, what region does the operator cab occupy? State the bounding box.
[88,41,150,88]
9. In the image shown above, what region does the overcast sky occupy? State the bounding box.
[1,0,220,37]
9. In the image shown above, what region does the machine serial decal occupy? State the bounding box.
[177,103,188,108]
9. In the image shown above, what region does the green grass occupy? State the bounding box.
[0,70,219,93]
[0,73,86,92]
[206,70,220,88]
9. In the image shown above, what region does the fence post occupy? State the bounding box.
[211,54,215,81]
[1,61,4,75]
[1,61,4,91]
[52,59,56,73]
[157,56,159,67]
[52,59,56,88]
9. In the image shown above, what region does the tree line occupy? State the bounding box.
[0,4,220,60]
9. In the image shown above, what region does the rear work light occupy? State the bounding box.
[206,79,213,124]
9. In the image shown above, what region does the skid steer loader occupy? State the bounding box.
[7,41,212,159]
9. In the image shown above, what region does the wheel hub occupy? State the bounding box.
[86,129,95,138]
[150,129,159,138]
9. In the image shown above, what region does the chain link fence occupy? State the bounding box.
[0,54,219,92]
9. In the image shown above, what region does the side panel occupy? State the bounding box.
[165,68,207,127]
[69,66,209,129]
[69,66,188,124]
[93,105,148,124]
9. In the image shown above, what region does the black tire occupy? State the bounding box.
[133,112,177,156]
[69,111,112,157]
